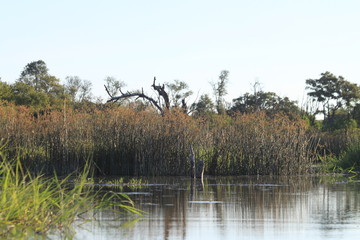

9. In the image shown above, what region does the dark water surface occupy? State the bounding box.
[73,176,360,240]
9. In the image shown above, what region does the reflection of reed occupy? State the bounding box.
[207,176,320,226]
[75,176,360,240]
[189,179,204,208]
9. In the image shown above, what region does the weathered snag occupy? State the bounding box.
[105,76,171,114]
[189,144,204,180]
[152,77,170,110]
[189,145,196,178]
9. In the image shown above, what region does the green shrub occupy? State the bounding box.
[338,142,360,170]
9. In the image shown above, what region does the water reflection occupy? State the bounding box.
[73,176,360,240]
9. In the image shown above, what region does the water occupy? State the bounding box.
[72,176,360,240]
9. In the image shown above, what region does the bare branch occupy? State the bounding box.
[104,85,113,98]
[152,77,170,110]
[181,99,188,113]
[106,77,173,115]
[107,90,164,114]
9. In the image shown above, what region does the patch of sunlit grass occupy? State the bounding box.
[0,150,141,238]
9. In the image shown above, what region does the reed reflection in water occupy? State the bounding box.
[74,176,360,240]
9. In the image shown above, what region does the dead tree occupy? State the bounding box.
[106,77,171,114]
[189,144,204,180]
[105,77,193,115]
[189,145,196,178]
[181,99,188,114]
[151,77,170,110]
[196,160,204,179]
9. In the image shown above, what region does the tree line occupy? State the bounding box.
[2,60,360,131]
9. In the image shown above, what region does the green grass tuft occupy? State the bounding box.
[338,141,360,171]
[0,151,141,238]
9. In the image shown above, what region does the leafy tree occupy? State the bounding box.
[340,80,360,109]
[166,80,193,108]
[19,60,49,92]
[104,76,126,97]
[349,103,360,128]
[0,80,13,101]
[191,94,215,116]
[329,110,357,131]
[231,91,299,116]
[45,75,65,106]
[306,72,360,120]
[103,76,127,106]
[65,76,93,103]
[11,81,50,108]
[212,70,229,115]
[78,79,93,102]
[16,60,65,107]
[65,76,81,102]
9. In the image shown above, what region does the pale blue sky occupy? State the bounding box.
[1,0,360,104]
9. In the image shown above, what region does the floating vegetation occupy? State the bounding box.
[100,177,124,185]
[97,177,148,186]
[128,178,149,185]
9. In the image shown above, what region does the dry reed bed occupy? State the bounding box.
[0,103,317,176]
[205,113,317,175]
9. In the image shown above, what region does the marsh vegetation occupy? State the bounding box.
[0,103,317,177]
[0,149,141,238]
[2,61,360,238]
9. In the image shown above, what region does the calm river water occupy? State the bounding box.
[72,176,360,240]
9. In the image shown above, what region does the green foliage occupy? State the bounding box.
[65,76,82,102]
[231,91,300,116]
[19,60,64,95]
[100,177,149,185]
[11,81,50,108]
[104,76,126,98]
[19,60,49,90]
[321,110,357,131]
[313,120,323,130]
[212,70,229,115]
[351,103,360,127]
[321,140,360,173]
[166,80,193,107]
[128,178,148,185]
[191,94,215,117]
[65,76,93,104]
[306,72,360,120]
[337,141,360,170]
[0,149,140,238]
[5,60,65,109]
[102,177,124,185]
[0,81,13,101]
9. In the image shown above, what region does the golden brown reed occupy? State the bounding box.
[0,102,316,176]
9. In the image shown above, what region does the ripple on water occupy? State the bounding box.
[188,201,223,204]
